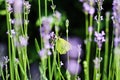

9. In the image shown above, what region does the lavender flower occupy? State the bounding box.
[112,0,120,47]
[7,4,13,13]
[6,29,16,38]
[94,31,105,48]
[6,0,14,4]
[80,0,95,15]
[66,60,81,75]
[93,57,102,69]
[68,37,83,59]
[38,49,47,58]
[24,1,31,14]
[14,0,22,13]
[53,11,61,21]
[89,6,95,15]
[40,17,52,37]
[38,49,51,58]
[19,36,29,47]
[88,26,93,35]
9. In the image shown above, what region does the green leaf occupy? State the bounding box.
[35,38,40,53]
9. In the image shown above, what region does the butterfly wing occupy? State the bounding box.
[56,38,71,54]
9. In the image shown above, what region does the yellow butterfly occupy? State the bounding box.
[56,37,71,54]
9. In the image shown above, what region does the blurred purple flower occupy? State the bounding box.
[89,7,95,15]
[38,49,46,58]
[113,0,120,47]
[83,2,90,12]
[38,49,51,58]
[14,0,22,13]
[88,26,93,34]
[53,11,61,21]
[19,36,29,47]
[68,37,83,59]
[66,60,81,75]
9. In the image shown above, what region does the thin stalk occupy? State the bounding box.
[45,0,47,16]
[48,55,52,80]
[98,48,101,75]
[1,70,5,80]
[5,1,14,80]
[97,2,101,32]
[85,12,89,80]
[102,12,110,80]
[38,0,43,49]
[66,19,69,76]
[51,49,57,79]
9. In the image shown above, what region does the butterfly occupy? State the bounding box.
[56,37,71,54]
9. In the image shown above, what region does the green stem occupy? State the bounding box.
[48,56,52,80]
[97,2,101,32]
[5,1,14,80]
[38,0,43,49]
[85,12,89,80]
[51,49,57,79]
[102,12,110,80]
[1,69,5,80]
[45,0,47,16]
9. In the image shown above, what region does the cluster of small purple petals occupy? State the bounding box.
[10,19,15,24]
[83,2,95,15]
[53,11,61,21]
[8,4,13,13]
[112,0,120,47]
[0,56,9,69]
[14,0,23,13]
[93,57,102,69]
[39,16,56,58]
[6,0,14,4]
[40,17,53,37]
[94,15,103,22]
[79,0,95,15]
[24,1,31,14]
[38,47,52,58]
[19,36,29,47]
[95,0,104,5]
[88,26,93,34]
[94,31,105,48]
[66,59,81,75]
[6,29,16,38]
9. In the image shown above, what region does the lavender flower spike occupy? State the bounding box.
[94,31,105,48]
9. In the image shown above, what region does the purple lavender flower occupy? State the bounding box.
[53,11,61,21]
[7,4,13,13]
[83,2,90,12]
[93,57,102,69]
[6,0,14,4]
[89,7,95,15]
[38,49,47,58]
[113,0,120,47]
[66,60,81,75]
[24,1,31,14]
[94,31,105,48]
[68,37,83,59]
[14,0,22,13]
[88,26,93,34]
[38,49,51,58]
[19,36,29,47]
[80,0,95,15]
